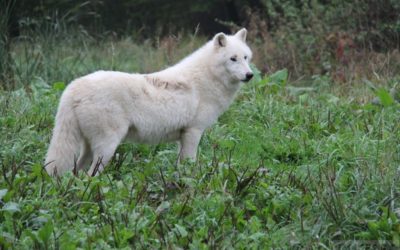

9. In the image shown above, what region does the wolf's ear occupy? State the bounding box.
[213,33,227,47]
[235,28,247,42]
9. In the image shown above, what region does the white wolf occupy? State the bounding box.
[45,28,253,176]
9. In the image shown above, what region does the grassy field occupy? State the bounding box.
[0,35,400,249]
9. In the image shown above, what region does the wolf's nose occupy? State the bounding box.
[245,72,253,81]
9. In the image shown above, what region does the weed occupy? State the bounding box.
[0,32,400,248]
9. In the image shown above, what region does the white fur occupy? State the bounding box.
[45,28,253,176]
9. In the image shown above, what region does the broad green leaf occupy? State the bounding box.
[175,224,188,237]
[31,163,44,177]
[376,88,394,107]
[0,189,7,200]
[219,139,235,150]
[257,76,270,87]
[38,221,53,244]
[0,231,13,248]
[367,221,379,236]
[2,202,20,213]
[249,232,265,241]
[120,228,135,243]
[52,82,66,91]
[156,201,170,214]
[25,230,40,245]
[250,64,262,83]
[355,231,372,240]
[269,68,288,86]
[245,200,257,211]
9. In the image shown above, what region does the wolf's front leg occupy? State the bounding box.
[179,128,203,162]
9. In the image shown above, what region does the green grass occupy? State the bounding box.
[0,36,400,249]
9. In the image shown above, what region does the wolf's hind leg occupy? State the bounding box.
[87,129,127,176]
[76,140,92,171]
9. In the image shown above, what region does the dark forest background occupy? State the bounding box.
[4,0,400,47]
[1,0,400,85]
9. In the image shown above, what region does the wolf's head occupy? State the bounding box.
[210,28,253,84]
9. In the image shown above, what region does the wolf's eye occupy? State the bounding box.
[244,56,248,60]
[230,57,237,62]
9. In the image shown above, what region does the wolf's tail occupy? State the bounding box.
[45,93,81,176]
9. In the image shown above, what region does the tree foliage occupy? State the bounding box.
[4,0,399,49]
